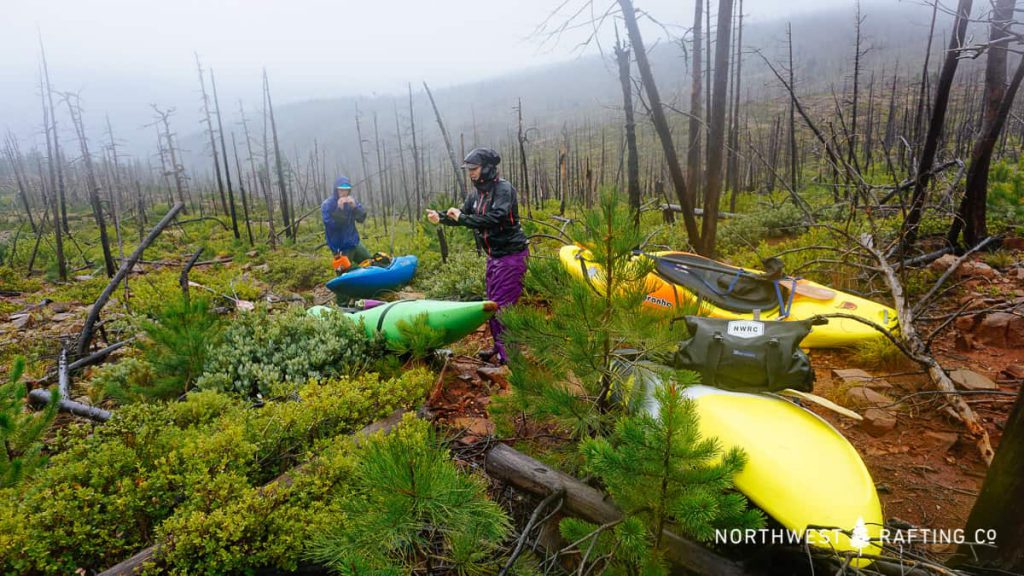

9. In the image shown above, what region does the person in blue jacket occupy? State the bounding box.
[322,176,370,267]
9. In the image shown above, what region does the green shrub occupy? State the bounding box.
[0,370,433,575]
[265,251,331,292]
[84,356,157,405]
[197,305,383,398]
[419,250,487,300]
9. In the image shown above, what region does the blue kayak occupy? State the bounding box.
[326,255,419,299]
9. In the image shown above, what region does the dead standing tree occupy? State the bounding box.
[264,70,294,241]
[614,32,641,227]
[902,0,974,248]
[195,54,230,218]
[702,0,736,257]
[62,92,116,278]
[948,0,1022,248]
[210,69,241,240]
[617,0,703,251]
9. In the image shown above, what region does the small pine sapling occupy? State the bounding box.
[560,380,763,574]
[139,295,222,400]
[501,192,688,437]
[0,356,58,488]
[307,416,511,574]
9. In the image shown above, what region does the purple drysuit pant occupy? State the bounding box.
[485,248,529,363]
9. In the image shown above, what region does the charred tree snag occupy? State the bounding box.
[903,0,973,247]
[702,0,736,257]
[614,32,641,228]
[618,0,702,251]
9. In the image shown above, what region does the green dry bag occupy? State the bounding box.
[672,316,825,393]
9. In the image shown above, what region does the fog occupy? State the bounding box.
[1,0,896,154]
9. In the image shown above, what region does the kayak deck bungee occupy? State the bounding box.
[622,362,883,564]
[309,299,497,348]
[560,245,899,348]
[326,254,419,299]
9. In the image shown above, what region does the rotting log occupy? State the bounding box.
[28,389,111,422]
[77,203,184,356]
[484,442,755,576]
[97,409,408,576]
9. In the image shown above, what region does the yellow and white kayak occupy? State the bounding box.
[560,245,898,348]
[625,363,883,563]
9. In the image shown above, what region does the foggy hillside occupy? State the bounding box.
[181,0,965,183]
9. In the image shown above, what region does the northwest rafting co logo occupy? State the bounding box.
[849,517,870,550]
[727,320,764,339]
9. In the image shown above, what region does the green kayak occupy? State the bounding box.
[309,299,497,347]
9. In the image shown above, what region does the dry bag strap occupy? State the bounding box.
[765,338,780,391]
[703,332,724,387]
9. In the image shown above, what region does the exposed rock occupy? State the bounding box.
[861,408,897,437]
[1008,315,1024,345]
[10,313,31,329]
[253,264,270,273]
[844,386,893,409]
[51,312,77,323]
[451,417,495,437]
[832,368,892,389]
[246,250,259,257]
[949,368,998,391]
[1002,237,1024,251]
[1001,364,1024,381]
[922,431,959,454]
[73,275,93,282]
[49,301,71,313]
[477,365,509,385]
[929,254,958,273]
[974,312,1016,347]
[959,261,999,280]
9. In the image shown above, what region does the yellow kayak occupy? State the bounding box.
[625,363,883,563]
[560,245,898,348]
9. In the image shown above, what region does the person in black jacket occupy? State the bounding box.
[427,147,528,365]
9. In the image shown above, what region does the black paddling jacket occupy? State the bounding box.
[441,179,528,258]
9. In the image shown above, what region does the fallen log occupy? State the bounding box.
[78,203,184,356]
[484,442,755,576]
[28,388,111,422]
[97,408,408,576]
[30,340,133,388]
[660,203,737,219]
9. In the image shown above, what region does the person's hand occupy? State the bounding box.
[340,196,355,206]
[446,207,462,222]
[426,209,440,224]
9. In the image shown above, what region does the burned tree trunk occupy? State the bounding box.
[956,381,1024,572]
[63,92,116,278]
[618,0,702,250]
[265,71,293,241]
[949,0,1019,247]
[423,81,467,198]
[408,83,423,217]
[903,0,973,247]
[211,69,241,240]
[515,98,533,219]
[728,0,744,212]
[231,132,255,245]
[687,0,704,205]
[615,33,641,227]
[196,55,230,218]
[701,0,736,257]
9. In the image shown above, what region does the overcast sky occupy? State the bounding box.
[1,0,849,152]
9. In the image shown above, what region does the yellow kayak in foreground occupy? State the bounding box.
[626,364,883,564]
[560,245,899,348]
